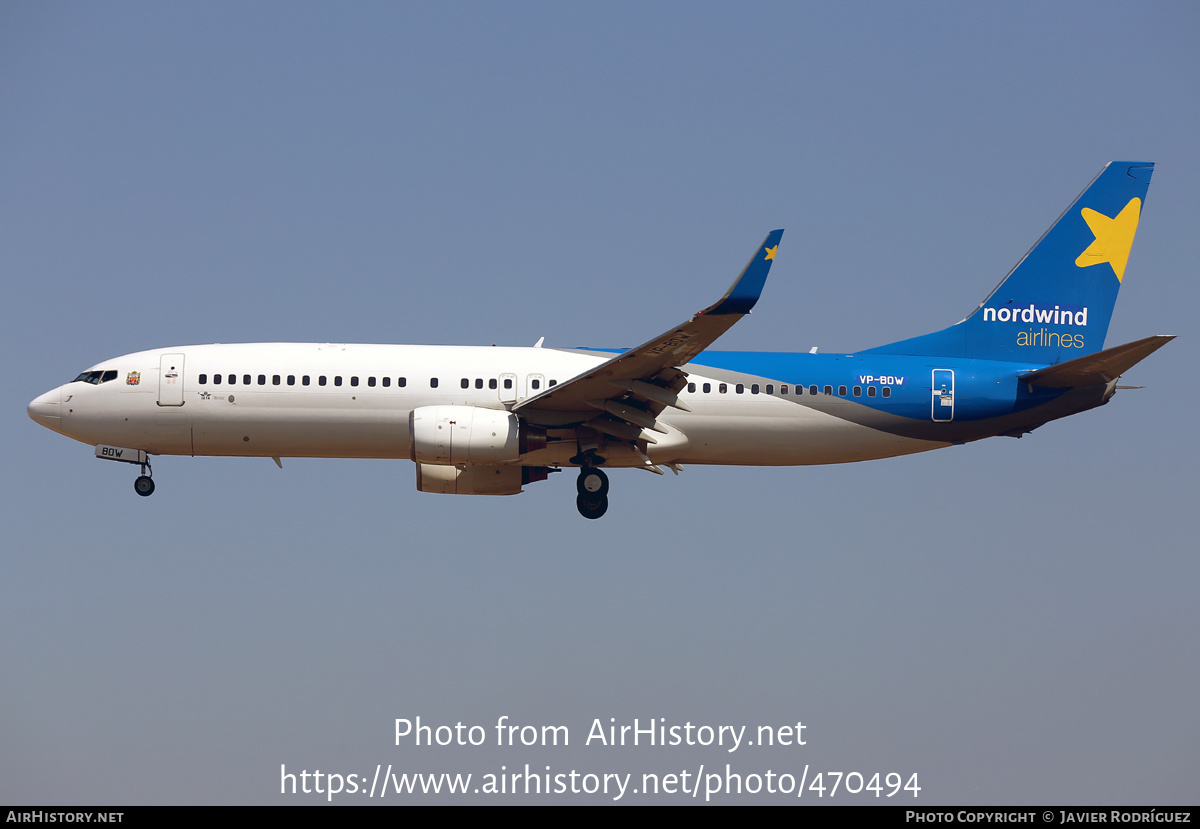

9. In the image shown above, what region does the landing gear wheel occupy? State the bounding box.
[134,475,155,497]
[576,467,609,497]
[576,492,608,520]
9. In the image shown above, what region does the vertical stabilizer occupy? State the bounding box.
[866,161,1153,363]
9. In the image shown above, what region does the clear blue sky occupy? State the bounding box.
[3,1,1197,804]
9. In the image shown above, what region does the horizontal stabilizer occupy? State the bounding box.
[1019,335,1174,387]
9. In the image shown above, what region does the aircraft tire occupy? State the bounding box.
[577,468,609,497]
[576,492,608,520]
[134,475,155,497]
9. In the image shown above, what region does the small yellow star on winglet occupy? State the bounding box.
[764,245,778,261]
[1075,197,1141,282]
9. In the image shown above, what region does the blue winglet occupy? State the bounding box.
[706,229,784,316]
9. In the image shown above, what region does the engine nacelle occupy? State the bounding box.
[410,405,544,465]
[415,463,552,495]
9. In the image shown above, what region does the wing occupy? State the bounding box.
[514,230,783,441]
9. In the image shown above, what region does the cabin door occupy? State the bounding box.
[931,369,954,422]
[158,353,186,407]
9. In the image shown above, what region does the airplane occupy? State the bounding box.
[28,161,1172,519]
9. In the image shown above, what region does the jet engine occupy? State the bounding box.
[409,405,546,465]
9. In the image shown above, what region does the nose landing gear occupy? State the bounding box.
[94,444,157,497]
[133,457,155,497]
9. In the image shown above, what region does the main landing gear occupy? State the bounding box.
[575,466,609,519]
[569,442,610,519]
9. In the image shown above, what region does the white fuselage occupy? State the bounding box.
[29,342,940,469]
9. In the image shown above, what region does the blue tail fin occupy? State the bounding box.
[866,161,1153,363]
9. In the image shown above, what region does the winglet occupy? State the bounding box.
[705,229,784,316]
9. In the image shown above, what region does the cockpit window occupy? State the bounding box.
[72,369,119,384]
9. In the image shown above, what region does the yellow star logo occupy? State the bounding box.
[764,245,778,261]
[1075,197,1141,282]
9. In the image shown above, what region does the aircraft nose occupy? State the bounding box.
[28,387,62,432]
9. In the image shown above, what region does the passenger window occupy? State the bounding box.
[350,377,358,387]
[838,385,847,396]
[531,379,541,390]
[273,375,281,386]
[765,384,774,394]
[241,375,249,385]
[751,384,760,394]
[867,386,876,397]
[258,375,267,386]
[703,383,711,393]
[319,376,327,386]
[688,383,696,393]
[399,377,407,387]
[475,378,483,389]
[719,384,728,394]
[882,387,891,398]
[199,374,208,385]
[548,379,557,387]
[782,384,790,395]
[823,385,832,396]
[810,385,818,395]
[853,386,861,397]
[303,375,310,386]
[382,377,390,387]
[489,378,498,389]
[334,376,343,387]
[735,384,744,394]
[461,378,469,389]
[503,378,512,390]
[367,377,376,387]
[430,378,439,388]
[213,374,221,384]
[287,375,295,386]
